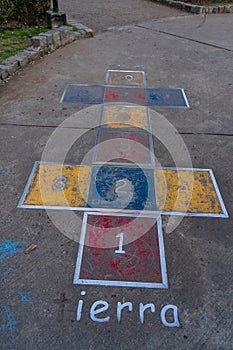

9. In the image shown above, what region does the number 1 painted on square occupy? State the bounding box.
[115,232,126,254]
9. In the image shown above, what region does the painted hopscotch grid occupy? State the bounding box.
[155,167,229,218]
[60,84,105,105]
[60,85,190,108]
[88,165,157,211]
[105,70,147,87]
[94,101,155,168]
[18,161,158,214]
[18,163,228,217]
[18,161,92,210]
[73,212,168,289]
[99,104,151,131]
[104,86,147,105]
[147,88,190,108]
[18,68,229,292]
[92,129,155,168]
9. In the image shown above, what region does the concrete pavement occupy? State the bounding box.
[59,0,188,33]
[0,3,232,349]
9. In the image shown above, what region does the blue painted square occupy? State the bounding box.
[60,84,104,104]
[147,88,189,108]
[88,165,156,211]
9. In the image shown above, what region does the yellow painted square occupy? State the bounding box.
[102,105,149,130]
[106,70,146,86]
[155,168,224,214]
[22,163,91,208]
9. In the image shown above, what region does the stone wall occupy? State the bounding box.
[151,0,233,14]
[0,23,93,82]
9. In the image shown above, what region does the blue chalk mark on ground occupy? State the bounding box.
[0,306,19,344]
[0,238,26,282]
[88,165,156,210]
[18,291,33,305]
[0,169,7,175]
[0,237,26,262]
[86,260,94,272]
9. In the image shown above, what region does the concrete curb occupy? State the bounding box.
[151,0,233,14]
[0,22,94,83]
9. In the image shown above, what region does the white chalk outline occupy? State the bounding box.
[99,104,152,132]
[87,164,157,211]
[105,70,147,87]
[155,167,229,218]
[60,84,105,105]
[103,86,190,108]
[182,88,190,109]
[17,161,158,212]
[146,88,190,109]
[97,104,155,167]
[92,130,155,168]
[18,162,228,218]
[17,161,90,210]
[60,84,189,108]
[73,212,168,289]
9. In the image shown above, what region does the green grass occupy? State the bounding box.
[65,23,79,31]
[0,25,48,63]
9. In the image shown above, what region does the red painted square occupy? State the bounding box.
[94,130,153,165]
[74,214,167,288]
[104,87,147,105]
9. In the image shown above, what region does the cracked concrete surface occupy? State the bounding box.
[0,2,232,349]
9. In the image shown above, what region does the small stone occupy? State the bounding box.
[83,28,94,37]
[194,6,202,14]
[23,49,40,61]
[39,32,54,51]
[13,51,32,68]
[2,58,19,73]
[32,35,48,48]
[177,2,184,10]
[0,65,9,81]
[219,6,224,13]
[51,30,61,49]
[74,23,88,30]
[27,47,44,60]
[7,64,19,75]
[59,25,72,31]
[69,31,78,41]
[189,4,196,13]
[72,31,82,40]
[25,244,37,254]
[56,27,71,46]
[224,5,231,13]
[78,29,87,38]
